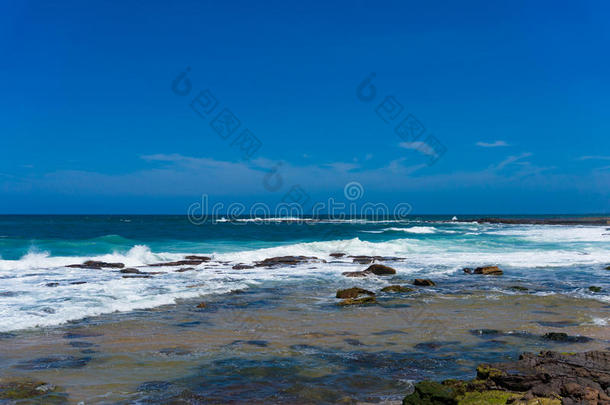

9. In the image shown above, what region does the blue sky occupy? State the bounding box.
[1,0,609,214]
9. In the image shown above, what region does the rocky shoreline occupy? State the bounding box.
[403,350,610,405]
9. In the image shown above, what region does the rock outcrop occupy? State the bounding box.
[413,279,436,286]
[67,261,125,269]
[403,350,610,405]
[336,287,375,299]
[473,266,503,275]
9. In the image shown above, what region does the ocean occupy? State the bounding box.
[0,215,608,332]
[0,215,608,403]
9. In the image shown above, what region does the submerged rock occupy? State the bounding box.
[232,264,254,269]
[589,286,603,293]
[463,268,473,274]
[542,332,593,343]
[380,285,414,293]
[413,279,436,286]
[254,256,320,267]
[510,285,529,291]
[14,355,91,370]
[473,266,503,275]
[67,261,125,269]
[349,255,375,264]
[120,268,141,274]
[341,271,369,277]
[196,302,206,308]
[175,267,196,272]
[46,282,59,287]
[184,255,211,261]
[329,252,346,258]
[337,296,377,306]
[336,287,375,299]
[0,379,67,403]
[365,264,397,275]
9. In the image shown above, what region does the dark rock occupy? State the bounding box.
[537,321,578,328]
[70,281,87,285]
[232,264,254,269]
[344,338,364,346]
[347,255,404,264]
[120,268,141,274]
[149,259,206,267]
[470,329,502,337]
[67,261,124,269]
[372,330,408,336]
[62,331,102,339]
[196,302,206,308]
[365,264,396,275]
[336,287,375,299]
[175,267,196,272]
[329,252,346,258]
[337,296,376,306]
[175,321,201,328]
[413,279,436,286]
[341,271,369,277]
[380,285,414,293]
[122,275,152,279]
[542,332,593,343]
[349,255,375,264]
[473,266,503,275]
[184,255,211,261]
[342,264,397,277]
[46,282,59,287]
[68,341,94,348]
[254,256,320,267]
[138,381,174,392]
[403,350,610,404]
[605,266,610,270]
[159,347,191,356]
[475,350,610,403]
[230,340,268,347]
[589,286,603,293]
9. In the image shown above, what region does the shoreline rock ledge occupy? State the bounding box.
[403,350,610,404]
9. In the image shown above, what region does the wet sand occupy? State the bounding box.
[1,284,608,404]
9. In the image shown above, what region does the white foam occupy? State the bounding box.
[383,226,437,234]
[0,245,183,272]
[1,223,609,332]
[488,225,609,242]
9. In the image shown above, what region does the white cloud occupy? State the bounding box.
[399,141,439,157]
[578,155,610,161]
[492,152,532,171]
[476,140,509,148]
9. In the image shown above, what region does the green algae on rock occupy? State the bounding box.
[0,379,67,403]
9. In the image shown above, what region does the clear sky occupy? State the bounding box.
[1,0,609,214]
